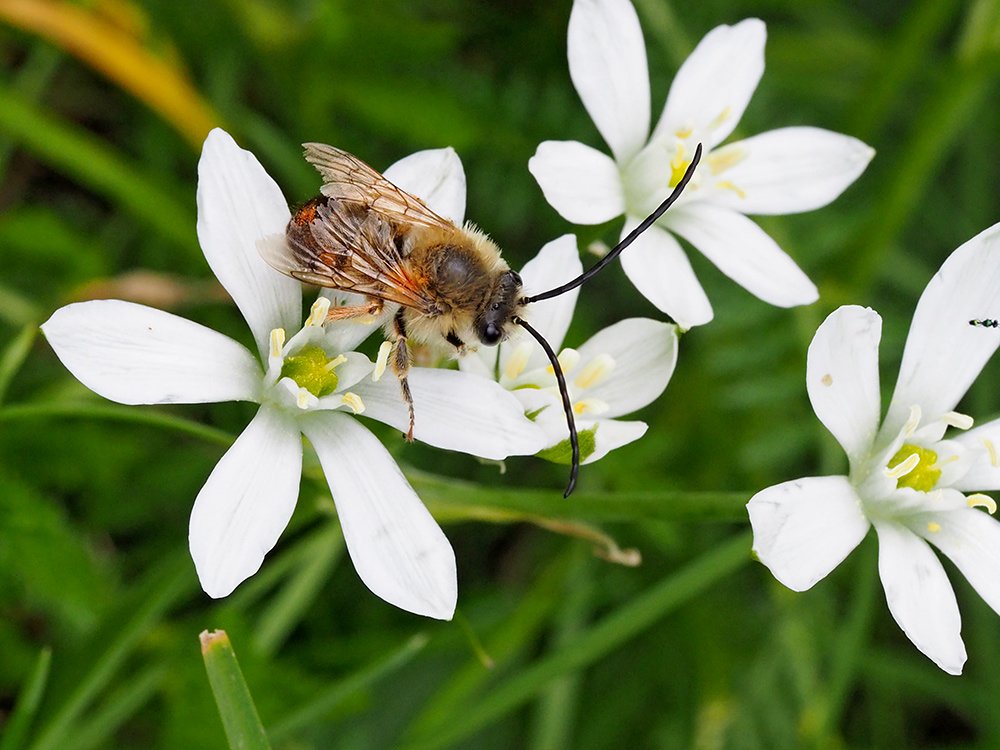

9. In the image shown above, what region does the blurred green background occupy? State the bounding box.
[2,0,1000,747]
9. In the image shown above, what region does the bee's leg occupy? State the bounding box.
[391,308,415,442]
[446,330,467,356]
[325,297,384,321]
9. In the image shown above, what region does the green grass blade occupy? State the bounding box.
[0,82,196,251]
[401,532,752,750]
[268,633,430,743]
[0,647,52,750]
[0,324,38,406]
[200,630,272,750]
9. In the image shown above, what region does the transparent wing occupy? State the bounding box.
[303,143,457,231]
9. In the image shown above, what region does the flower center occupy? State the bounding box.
[279,345,344,398]
[667,140,693,188]
[887,443,941,492]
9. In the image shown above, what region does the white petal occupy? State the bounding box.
[301,412,456,619]
[618,220,713,328]
[666,203,818,307]
[351,369,547,459]
[874,520,966,675]
[708,127,875,215]
[953,417,1000,491]
[921,508,1000,618]
[189,406,302,598]
[42,300,261,405]
[653,19,766,149]
[575,318,678,417]
[196,129,302,359]
[883,223,1000,439]
[515,235,583,369]
[567,0,650,162]
[528,141,625,224]
[383,147,466,225]
[583,418,647,463]
[747,475,869,591]
[806,306,882,468]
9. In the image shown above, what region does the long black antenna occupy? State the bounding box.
[524,143,703,304]
[514,316,579,498]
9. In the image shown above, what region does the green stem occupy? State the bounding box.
[0,324,38,406]
[0,648,52,750]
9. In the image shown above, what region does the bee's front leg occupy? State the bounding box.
[446,330,468,356]
[391,308,415,442]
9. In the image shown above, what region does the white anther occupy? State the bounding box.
[325,354,347,372]
[902,405,922,437]
[941,411,974,430]
[341,392,365,414]
[983,438,999,468]
[306,296,331,327]
[967,493,997,514]
[269,328,286,360]
[885,452,920,479]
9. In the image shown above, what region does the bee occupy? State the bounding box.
[263,142,702,496]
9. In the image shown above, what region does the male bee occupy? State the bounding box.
[263,142,702,496]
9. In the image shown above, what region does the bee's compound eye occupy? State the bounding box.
[481,322,502,345]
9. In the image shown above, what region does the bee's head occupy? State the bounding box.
[475,269,523,346]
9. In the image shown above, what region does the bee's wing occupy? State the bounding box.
[303,143,456,231]
[273,198,440,313]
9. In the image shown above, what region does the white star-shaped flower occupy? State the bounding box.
[748,224,1000,673]
[41,128,545,619]
[529,0,875,329]
[460,235,678,464]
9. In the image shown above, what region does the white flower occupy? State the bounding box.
[529,0,875,329]
[41,128,545,619]
[747,224,1000,674]
[460,235,679,464]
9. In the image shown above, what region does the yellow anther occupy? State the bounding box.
[573,398,609,416]
[942,411,974,430]
[306,296,331,327]
[983,438,999,468]
[668,145,691,189]
[715,180,747,199]
[372,341,392,382]
[706,144,747,175]
[675,127,693,139]
[341,392,365,414]
[967,493,997,514]
[269,328,286,359]
[503,341,534,382]
[708,106,732,132]
[926,521,942,533]
[547,348,580,377]
[574,354,616,391]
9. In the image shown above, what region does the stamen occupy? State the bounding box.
[503,341,534,382]
[341,392,365,414]
[675,127,693,139]
[885,452,920,479]
[269,328,286,360]
[325,354,347,372]
[373,341,392,382]
[547,348,580,377]
[706,144,747,175]
[886,443,941,491]
[574,354,616,391]
[902,404,922,437]
[967,493,997,514]
[708,106,732,132]
[668,140,691,189]
[926,521,942,533]
[983,437,999,468]
[295,387,316,410]
[305,296,331,327]
[941,411,974,430]
[573,397,609,416]
[715,180,746,199]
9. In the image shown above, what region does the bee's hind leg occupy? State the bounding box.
[391,308,416,442]
[325,296,383,322]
